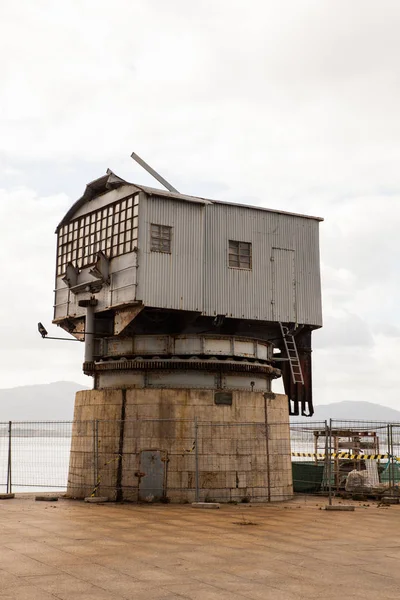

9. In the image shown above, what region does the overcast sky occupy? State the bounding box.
[1,1,399,408]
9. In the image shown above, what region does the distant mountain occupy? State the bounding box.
[291,401,400,423]
[0,381,89,421]
[1,385,399,425]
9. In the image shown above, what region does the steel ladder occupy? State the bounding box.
[279,322,304,385]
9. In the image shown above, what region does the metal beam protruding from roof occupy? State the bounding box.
[131,151,179,194]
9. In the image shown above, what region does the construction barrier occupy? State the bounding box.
[291,452,395,460]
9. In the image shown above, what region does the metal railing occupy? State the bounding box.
[1,418,400,503]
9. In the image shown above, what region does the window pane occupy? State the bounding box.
[150,224,172,252]
[228,240,252,269]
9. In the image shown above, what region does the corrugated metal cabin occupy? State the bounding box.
[54,170,323,416]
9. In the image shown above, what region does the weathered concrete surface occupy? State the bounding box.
[68,390,123,500]
[84,497,109,503]
[68,389,292,503]
[192,502,220,509]
[0,496,399,599]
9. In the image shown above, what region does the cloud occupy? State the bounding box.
[372,323,400,338]
[1,1,400,409]
[315,313,374,349]
[0,187,89,387]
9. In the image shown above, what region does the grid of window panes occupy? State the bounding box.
[228,240,252,269]
[150,224,172,253]
[57,195,139,276]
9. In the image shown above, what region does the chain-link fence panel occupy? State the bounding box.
[290,421,329,497]
[6,417,400,502]
[93,419,122,501]
[196,422,271,502]
[67,420,96,498]
[11,422,73,492]
[265,420,293,501]
[329,419,395,496]
[387,424,400,490]
[95,419,197,502]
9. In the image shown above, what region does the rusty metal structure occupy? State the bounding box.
[53,165,322,416]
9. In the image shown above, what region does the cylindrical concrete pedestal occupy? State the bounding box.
[67,389,293,502]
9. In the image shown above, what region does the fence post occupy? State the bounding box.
[194,417,199,502]
[95,419,99,495]
[263,395,271,502]
[6,421,12,494]
[92,419,97,496]
[386,424,391,491]
[328,419,332,506]
[387,424,390,490]
[389,424,395,492]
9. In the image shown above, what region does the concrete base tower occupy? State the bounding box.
[67,336,292,502]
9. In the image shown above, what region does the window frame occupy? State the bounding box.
[150,223,172,254]
[228,240,252,270]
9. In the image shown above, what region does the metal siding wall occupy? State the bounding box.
[204,204,272,320]
[109,253,137,307]
[53,277,70,320]
[204,204,322,326]
[272,248,295,322]
[137,196,204,311]
[53,251,138,321]
[293,219,323,326]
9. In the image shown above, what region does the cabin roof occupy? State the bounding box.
[56,169,323,231]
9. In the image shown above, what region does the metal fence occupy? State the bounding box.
[2,418,400,503]
[0,421,72,493]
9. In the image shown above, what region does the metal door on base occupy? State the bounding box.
[138,450,167,502]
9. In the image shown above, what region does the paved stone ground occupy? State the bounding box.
[1,495,400,599]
